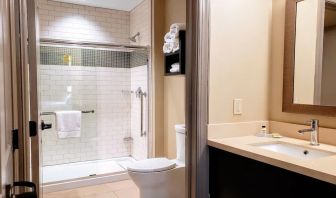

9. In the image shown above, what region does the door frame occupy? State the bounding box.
[16,0,212,197]
[0,0,14,196]
[186,0,210,197]
[25,0,40,194]
[13,0,40,195]
[0,0,32,196]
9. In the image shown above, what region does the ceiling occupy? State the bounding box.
[53,0,144,11]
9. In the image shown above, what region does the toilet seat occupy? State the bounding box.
[128,158,176,173]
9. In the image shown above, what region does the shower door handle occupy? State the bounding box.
[41,120,52,130]
[136,87,146,137]
[140,93,146,137]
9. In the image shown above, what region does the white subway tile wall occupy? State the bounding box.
[38,0,151,166]
[129,1,151,160]
[37,0,130,44]
[131,65,148,160]
[40,65,132,166]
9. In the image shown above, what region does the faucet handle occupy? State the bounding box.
[305,120,313,125]
[306,119,319,128]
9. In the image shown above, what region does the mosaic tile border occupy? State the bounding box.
[40,46,148,68]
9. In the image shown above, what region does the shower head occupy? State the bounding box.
[129,32,140,42]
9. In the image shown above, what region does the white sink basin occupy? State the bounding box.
[252,141,336,160]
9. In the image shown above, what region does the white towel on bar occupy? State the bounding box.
[55,110,81,139]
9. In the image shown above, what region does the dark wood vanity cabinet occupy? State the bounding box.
[209,147,336,198]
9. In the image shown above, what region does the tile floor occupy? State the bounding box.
[43,180,139,198]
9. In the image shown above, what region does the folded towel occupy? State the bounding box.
[170,68,179,73]
[170,63,180,73]
[55,110,81,139]
[171,63,180,68]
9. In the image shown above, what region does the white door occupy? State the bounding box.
[0,0,15,197]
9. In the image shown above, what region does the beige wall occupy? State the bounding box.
[208,0,336,136]
[152,0,165,157]
[164,76,185,158]
[293,0,319,105]
[270,0,336,128]
[163,0,186,159]
[152,0,186,159]
[209,0,272,129]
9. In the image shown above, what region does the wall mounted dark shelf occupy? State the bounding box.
[164,31,185,76]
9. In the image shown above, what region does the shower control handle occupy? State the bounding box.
[41,120,52,130]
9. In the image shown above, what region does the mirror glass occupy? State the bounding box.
[293,0,336,106]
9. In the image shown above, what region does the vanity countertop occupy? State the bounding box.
[208,136,336,185]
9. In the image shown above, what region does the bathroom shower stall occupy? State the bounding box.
[38,41,151,191]
[31,0,153,192]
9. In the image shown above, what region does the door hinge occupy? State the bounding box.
[12,129,19,151]
[29,121,37,137]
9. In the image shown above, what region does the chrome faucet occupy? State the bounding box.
[298,119,319,146]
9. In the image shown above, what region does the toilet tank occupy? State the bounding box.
[175,124,185,164]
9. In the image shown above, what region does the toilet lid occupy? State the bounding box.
[128,158,176,173]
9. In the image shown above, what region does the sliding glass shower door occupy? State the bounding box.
[38,43,150,186]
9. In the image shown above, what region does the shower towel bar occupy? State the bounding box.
[40,110,94,116]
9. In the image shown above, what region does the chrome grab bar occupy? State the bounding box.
[135,87,147,137]
[40,110,95,116]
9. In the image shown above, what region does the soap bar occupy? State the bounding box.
[272,133,283,138]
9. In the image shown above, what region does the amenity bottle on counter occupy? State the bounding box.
[256,124,269,137]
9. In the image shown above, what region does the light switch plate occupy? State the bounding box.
[233,99,243,115]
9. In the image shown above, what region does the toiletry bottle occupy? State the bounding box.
[256,125,268,137]
[261,125,267,136]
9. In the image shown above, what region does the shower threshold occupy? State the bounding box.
[42,157,136,193]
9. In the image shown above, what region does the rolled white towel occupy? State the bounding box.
[172,41,180,52]
[163,42,173,53]
[169,29,179,38]
[170,23,186,36]
[164,32,178,43]
[163,41,179,54]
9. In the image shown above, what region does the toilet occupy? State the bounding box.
[128,124,186,198]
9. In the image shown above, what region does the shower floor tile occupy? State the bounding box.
[43,157,135,183]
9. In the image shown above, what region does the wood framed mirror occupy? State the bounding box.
[283,0,336,116]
